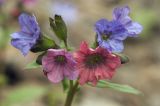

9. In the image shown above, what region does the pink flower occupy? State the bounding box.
[75,41,121,85]
[42,49,78,83]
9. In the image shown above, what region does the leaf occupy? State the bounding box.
[49,15,67,42]
[88,80,142,95]
[1,85,47,106]
[25,60,41,69]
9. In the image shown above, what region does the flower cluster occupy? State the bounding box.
[10,6,142,86]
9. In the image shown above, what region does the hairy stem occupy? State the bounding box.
[64,81,79,106]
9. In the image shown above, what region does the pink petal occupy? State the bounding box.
[79,41,90,54]
[79,69,90,85]
[47,66,64,83]
[63,66,79,80]
[42,56,55,72]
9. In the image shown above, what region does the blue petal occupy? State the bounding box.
[113,6,131,24]
[11,32,33,39]
[19,13,40,37]
[10,32,37,56]
[97,35,124,53]
[113,6,143,37]
[97,36,112,52]
[108,39,124,53]
[11,39,33,56]
[125,22,143,37]
[109,21,128,40]
[95,19,109,34]
[10,13,40,56]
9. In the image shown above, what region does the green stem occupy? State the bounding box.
[92,34,99,49]
[70,80,73,89]
[64,81,79,106]
[64,40,70,51]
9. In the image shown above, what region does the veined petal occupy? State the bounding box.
[108,39,124,53]
[19,13,40,34]
[79,41,90,54]
[11,13,40,56]
[11,32,34,39]
[109,20,128,40]
[113,6,130,21]
[75,42,121,85]
[42,49,78,84]
[11,39,32,56]
[113,6,143,37]
[47,66,64,83]
[126,22,143,37]
[95,19,109,34]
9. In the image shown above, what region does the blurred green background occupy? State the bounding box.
[0,0,160,106]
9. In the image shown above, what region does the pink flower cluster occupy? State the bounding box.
[42,41,120,85]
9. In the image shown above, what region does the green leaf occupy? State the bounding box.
[49,15,67,42]
[88,80,142,95]
[114,53,129,64]
[25,60,41,69]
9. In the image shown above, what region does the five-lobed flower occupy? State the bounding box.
[74,41,121,85]
[42,49,78,83]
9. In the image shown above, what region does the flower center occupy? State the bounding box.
[54,55,67,65]
[102,32,112,41]
[85,53,105,69]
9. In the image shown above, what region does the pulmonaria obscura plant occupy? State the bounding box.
[10,6,143,106]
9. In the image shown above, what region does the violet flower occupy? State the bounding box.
[42,49,78,83]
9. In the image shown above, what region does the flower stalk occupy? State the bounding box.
[64,81,79,106]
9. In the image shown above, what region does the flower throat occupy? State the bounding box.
[85,53,105,69]
[54,55,67,65]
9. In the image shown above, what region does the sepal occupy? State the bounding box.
[49,15,67,43]
[114,53,129,64]
[31,35,59,53]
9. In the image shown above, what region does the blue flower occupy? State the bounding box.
[95,19,127,52]
[95,6,143,53]
[11,13,40,56]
